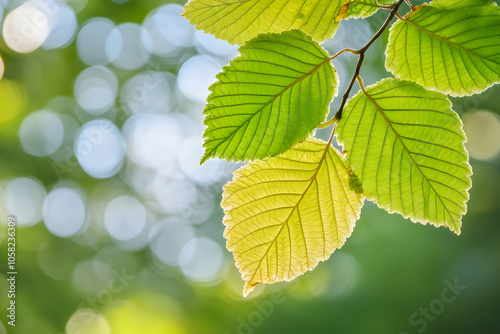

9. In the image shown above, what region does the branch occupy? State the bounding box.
[321,0,405,127]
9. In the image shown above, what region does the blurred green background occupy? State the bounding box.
[0,0,499,333]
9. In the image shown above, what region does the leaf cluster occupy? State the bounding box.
[182,0,500,295]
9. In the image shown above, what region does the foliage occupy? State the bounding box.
[182,0,350,44]
[201,30,337,163]
[183,0,500,295]
[337,78,471,234]
[221,138,363,296]
[386,0,500,96]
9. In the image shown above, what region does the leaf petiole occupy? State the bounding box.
[356,75,366,93]
[328,48,360,61]
[318,115,339,128]
[376,0,396,10]
[404,0,416,11]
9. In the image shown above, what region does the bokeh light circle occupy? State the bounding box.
[142,9,178,56]
[178,136,225,185]
[105,23,152,70]
[74,119,126,179]
[120,72,170,115]
[2,1,52,53]
[123,114,181,170]
[66,308,111,334]
[42,4,77,49]
[3,177,46,226]
[179,237,224,282]
[77,18,115,65]
[149,216,196,266]
[43,187,86,237]
[74,66,118,114]
[463,110,500,161]
[19,110,64,157]
[152,177,196,214]
[177,55,222,102]
[154,4,195,47]
[104,195,147,241]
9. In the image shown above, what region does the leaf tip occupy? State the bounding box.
[180,1,191,18]
[200,139,218,164]
[242,281,257,298]
[451,223,462,236]
[200,151,211,165]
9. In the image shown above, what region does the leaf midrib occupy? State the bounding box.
[245,140,333,290]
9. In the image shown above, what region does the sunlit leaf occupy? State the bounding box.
[182,0,349,45]
[202,30,337,163]
[338,0,396,20]
[386,0,500,96]
[337,78,471,234]
[222,137,364,296]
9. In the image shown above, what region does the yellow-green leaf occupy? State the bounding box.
[221,137,364,296]
[339,0,396,20]
[182,0,349,45]
[337,78,472,234]
[386,0,500,96]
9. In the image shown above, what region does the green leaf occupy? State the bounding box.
[201,30,337,163]
[182,0,349,45]
[386,0,500,96]
[221,137,364,296]
[339,0,396,20]
[337,78,472,234]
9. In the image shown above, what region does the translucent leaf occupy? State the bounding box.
[386,0,500,96]
[182,0,349,45]
[338,0,396,20]
[202,30,337,163]
[222,137,364,296]
[337,79,472,234]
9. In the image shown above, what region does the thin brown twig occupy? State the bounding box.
[330,0,405,124]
